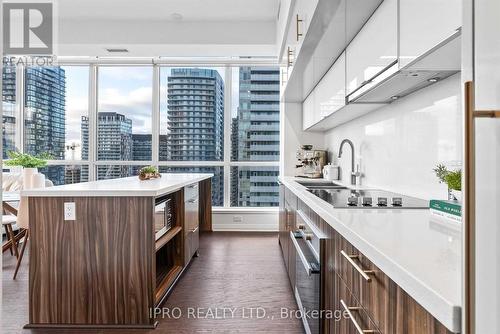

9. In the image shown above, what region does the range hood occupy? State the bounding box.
[347,30,461,104]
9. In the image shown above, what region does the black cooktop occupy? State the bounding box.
[307,188,429,209]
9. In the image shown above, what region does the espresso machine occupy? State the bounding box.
[295,145,328,178]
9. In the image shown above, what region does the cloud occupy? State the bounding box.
[98,86,153,134]
[99,67,152,82]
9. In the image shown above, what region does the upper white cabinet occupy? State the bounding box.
[294,0,319,48]
[314,53,346,121]
[302,90,316,130]
[345,0,398,96]
[399,0,462,68]
[301,0,346,99]
[303,53,346,130]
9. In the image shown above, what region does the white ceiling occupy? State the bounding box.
[58,0,280,21]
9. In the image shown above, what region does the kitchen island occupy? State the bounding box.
[21,173,213,329]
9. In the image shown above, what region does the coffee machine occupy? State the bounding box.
[295,145,328,178]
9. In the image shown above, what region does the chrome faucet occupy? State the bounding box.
[338,139,358,185]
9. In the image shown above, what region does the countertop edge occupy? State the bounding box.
[21,174,213,197]
[279,176,461,333]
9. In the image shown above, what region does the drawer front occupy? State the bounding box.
[335,233,392,333]
[185,197,199,233]
[184,226,199,266]
[184,183,199,201]
[333,273,380,334]
[285,187,298,210]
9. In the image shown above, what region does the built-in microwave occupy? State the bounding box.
[154,196,173,241]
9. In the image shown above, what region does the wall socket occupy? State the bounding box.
[233,215,243,223]
[64,202,76,220]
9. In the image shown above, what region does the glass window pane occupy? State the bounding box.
[231,67,280,162]
[230,166,279,207]
[23,66,89,170]
[159,67,225,161]
[96,66,152,161]
[96,165,147,180]
[39,165,89,186]
[2,66,16,158]
[158,166,224,206]
[64,66,89,160]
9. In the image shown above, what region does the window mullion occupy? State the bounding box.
[16,65,25,153]
[88,64,98,181]
[152,65,160,168]
[223,65,233,207]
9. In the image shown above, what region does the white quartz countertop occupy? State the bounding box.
[280,177,461,333]
[21,173,213,197]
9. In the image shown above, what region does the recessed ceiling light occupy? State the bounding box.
[171,13,183,21]
[106,48,129,53]
[428,77,439,83]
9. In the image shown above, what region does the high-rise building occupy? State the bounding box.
[231,67,280,207]
[2,67,16,159]
[2,67,66,183]
[165,68,225,205]
[165,68,224,161]
[64,165,81,184]
[132,134,152,161]
[81,112,133,180]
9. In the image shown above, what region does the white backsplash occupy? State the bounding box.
[325,73,462,200]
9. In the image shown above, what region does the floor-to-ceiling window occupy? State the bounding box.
[2,66,17,159]
[230,67,280,207]
[2,61,281,208]
[159,67,226,206]
[96,66,153,179]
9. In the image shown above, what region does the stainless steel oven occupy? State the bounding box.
[154,196,173,241]
[291,209,327,334]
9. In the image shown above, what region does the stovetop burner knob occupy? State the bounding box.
[392,197,403,206]
[347,196,358,206]
[377,197,388,206]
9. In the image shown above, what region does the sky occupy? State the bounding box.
[63,65,237,159]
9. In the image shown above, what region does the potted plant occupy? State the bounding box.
[434,164,462,202]
[138,166,161,180]
[5,151,51,189]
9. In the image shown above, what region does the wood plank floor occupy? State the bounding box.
[2,232,304,334]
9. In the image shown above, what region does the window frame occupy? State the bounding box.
[5,59,282,209]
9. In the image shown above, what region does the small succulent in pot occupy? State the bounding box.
[138,166,161,180]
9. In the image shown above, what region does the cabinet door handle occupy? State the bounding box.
[287,47,294,67]
[340,250,375,282]
[188,198,198,204]
[296,14,303,41]
[340,299,376,334]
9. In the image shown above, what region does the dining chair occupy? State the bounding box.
[12,178,53,279]
[2,203,20,257]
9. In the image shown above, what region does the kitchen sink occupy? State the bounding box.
[296,180,344,188]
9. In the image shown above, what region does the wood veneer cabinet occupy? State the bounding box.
[279,184,298,288]
[27,180,212,329]
[280,187,454,334]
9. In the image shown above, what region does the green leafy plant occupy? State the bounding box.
[444,170,461,191]
[5,151,51,168]
[139,166,161,180]
[434,164,461,191]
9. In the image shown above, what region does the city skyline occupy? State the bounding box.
[2,65,280,206]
